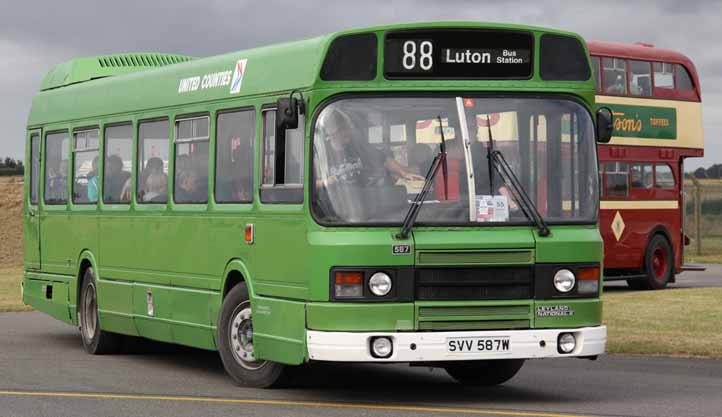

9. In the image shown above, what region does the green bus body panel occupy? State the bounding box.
[23,21,602,363]
[23,272,72,324]
[306,302,415,331]
[534,299,602,328]
[252,295,307,364]
[534,226,603,263]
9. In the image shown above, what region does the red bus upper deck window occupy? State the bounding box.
[629,61,652,97]
[653,62,674,89]
[676,64,695,91]
[602,58,627,95]
[592,56,602,92]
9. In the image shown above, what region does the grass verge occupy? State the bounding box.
[0,267,32,312]
[604,287,722,358]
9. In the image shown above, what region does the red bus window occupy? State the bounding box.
[655,164,675,189]
[631,163,653,189]
[604,161,628,197]
[591,56,602,92]
[629,61,652,97]
[602,58,627,95]
[676,64,694,91]
[653,62,674,89]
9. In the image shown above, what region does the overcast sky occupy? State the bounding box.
[1,0,719,170]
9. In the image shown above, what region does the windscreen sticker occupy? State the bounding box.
[475,195,509,222]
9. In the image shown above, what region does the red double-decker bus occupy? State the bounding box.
[588,41,704,289]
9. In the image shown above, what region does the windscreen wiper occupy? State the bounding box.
[396,115,447,240]
[484,115,550,237]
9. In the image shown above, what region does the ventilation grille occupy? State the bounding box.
[97,54,195,68]
[416,304,531,331]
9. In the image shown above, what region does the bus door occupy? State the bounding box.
[24,130,41,269]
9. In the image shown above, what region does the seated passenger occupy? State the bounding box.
[176,170,204,202]
[47,160,68,202]
[139,157,164,199]
[87,156,99,203]
[104,155,130,202]
[142,173,167,202]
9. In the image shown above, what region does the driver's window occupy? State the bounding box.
[260,108,304,204]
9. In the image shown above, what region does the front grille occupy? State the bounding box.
[416,304,531,331]
[415,266,533,301]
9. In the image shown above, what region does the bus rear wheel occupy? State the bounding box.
[629,234,673,290]
[217,283,286,388]
[78,267,122,354]
[443,359,525,386]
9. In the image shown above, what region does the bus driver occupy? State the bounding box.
[315,109,423,189]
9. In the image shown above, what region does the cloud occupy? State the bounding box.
[1,0,720,169]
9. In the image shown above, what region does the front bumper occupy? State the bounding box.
[307,326,606,362]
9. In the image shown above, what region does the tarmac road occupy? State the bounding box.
[2,312,722,417]
[604,263,722,290]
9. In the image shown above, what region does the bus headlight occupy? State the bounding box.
[553,269,576,293]
[369,272,392,296]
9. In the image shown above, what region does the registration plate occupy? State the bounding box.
[446,336,511,353]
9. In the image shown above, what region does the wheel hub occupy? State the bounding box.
[229,305,265,370]
[82,284,97,340]
[652,247,667,280]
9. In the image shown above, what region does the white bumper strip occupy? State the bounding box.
[307,326,606,362]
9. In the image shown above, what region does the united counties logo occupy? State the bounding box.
[230,59,247,94]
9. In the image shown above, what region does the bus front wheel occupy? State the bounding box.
[78,267,122,354]
[217,283,286,388]
[443,359,525,386]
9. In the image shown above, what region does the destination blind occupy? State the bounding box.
[384,30,533,79]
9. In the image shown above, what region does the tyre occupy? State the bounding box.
[443,359,525,386]
[217,283,286,388]
[78,267,122,354]
[629,234,673,290]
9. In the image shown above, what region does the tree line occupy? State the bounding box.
[0,157,24,176]
[691,164,722,179]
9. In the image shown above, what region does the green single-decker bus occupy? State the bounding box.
[23,22,612,387]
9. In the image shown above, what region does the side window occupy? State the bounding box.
[137,120,169,204]
[44,132,69,204]
[30,134,40,205]
[72,129,100,204]
[655,164,675,189]
[604,161,628,197]
[591,56,601,92]
[174,116,209,204]
[676,64,694,91]
[103,124,132,204]
[653,62,674,89]
[629,61,652,96]
[603,57,627,95]
[261,109,305,203]
[215,110,255,203]
[630,163,653,189]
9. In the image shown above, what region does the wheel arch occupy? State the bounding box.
[220,258,255,300]
[73,249,98,324]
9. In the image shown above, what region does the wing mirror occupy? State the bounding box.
[273,91,305,184]
[596,107,614,144]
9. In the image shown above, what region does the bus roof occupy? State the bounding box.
[28,22,592,127]
[587,40,700,93]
